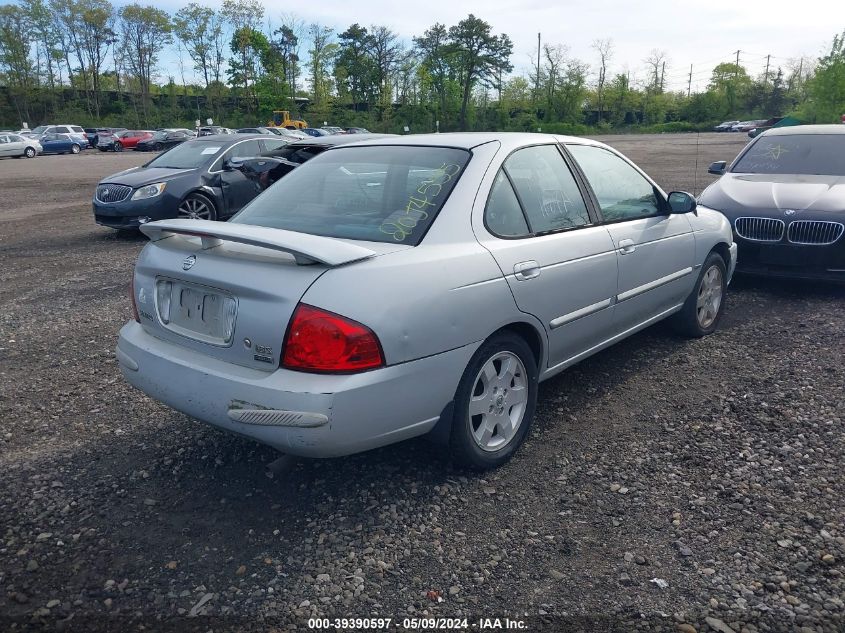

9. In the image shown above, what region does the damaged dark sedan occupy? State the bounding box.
[93,134,288,230]
[700,125,845,281]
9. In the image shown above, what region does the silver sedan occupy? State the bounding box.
[0,133,41,158]
[117,133,736,469]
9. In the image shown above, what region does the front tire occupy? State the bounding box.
[71,144,81,154]
[177,193,217,221]
[671,251,727,337]
[154,142,163,151]
[450,332,538,470]
[24,147,36,158]
[114,142,123,152]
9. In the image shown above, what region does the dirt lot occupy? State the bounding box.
[1,133,844,633]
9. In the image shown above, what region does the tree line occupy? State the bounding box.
[0,0,843,132]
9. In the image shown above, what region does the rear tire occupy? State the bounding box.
[71,144,81,154]
[450,332,538,470]
[671,251,727,338]
[154,142,163,151]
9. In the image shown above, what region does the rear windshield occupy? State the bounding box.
[231,145,470,245]
[145,141,222,169]
[733,134,845,176]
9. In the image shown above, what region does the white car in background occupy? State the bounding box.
[0,133,42,158]
[30,124,86,138]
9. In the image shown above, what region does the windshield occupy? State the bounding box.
[732,134,845,176]
[144,141,223,169]
[32,126,48,134]
[231,145,470,245]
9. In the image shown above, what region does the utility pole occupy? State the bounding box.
[734,50,741,78]
[764,54,771,85]
[660,61,665,92]
[536,32,541,104]
[687,64,693,97]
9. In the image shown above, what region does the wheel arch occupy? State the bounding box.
[182,187,220,209]
[711,241,731,266]
[427,319,545,448]
[490,321,545,371]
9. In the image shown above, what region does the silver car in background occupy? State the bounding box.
[0,133,42,158]
[117,133,736,469]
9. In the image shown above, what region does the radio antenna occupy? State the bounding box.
[693,131,701,196]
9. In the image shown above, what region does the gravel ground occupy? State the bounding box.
[1,134,844,633]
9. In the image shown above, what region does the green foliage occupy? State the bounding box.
[806,31,845,122]
[0,1,842,134]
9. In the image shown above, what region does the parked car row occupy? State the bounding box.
[2,122,373,158]
[714,119,768,133]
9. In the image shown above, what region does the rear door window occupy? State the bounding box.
[504,145,591,233]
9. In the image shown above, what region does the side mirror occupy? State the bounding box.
[667,191,697,214]
[708,160,727,175]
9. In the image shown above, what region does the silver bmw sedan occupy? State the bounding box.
[117,133,736,469]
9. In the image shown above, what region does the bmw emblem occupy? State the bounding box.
[784,209,797,216]
[182,255,197,270]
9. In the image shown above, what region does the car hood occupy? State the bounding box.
[101,166,196,187]
[700,173,845,215]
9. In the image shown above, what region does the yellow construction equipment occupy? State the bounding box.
[268,110,308,129]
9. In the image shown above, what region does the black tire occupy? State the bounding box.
[114,142,123,152]
[154,142,163,151]
[24,147,36,158]
[71,144,81,154]
[450,332,538,470]
[177,192,218,221]
[671,251,728,338]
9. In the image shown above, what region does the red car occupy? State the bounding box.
[97,129,153,152]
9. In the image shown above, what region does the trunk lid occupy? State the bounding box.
[133,220,406,371]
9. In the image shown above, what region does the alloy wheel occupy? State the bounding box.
[177,197,212,220]
[696,265,723,329]
[468,351,528,452]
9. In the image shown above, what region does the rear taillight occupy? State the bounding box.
[130,276,140,323]
[282,304,384,373]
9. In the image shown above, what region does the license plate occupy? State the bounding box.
[158,279,236,344]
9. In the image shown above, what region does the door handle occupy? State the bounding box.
[513,261,540,281]
[618,238,637,255]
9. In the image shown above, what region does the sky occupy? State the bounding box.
[6,0,842,92]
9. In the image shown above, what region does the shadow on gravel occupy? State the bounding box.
[729,273,845,300]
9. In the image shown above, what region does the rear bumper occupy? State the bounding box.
[116,321,479,457]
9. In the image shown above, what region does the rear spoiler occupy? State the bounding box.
[139,219,376,266]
